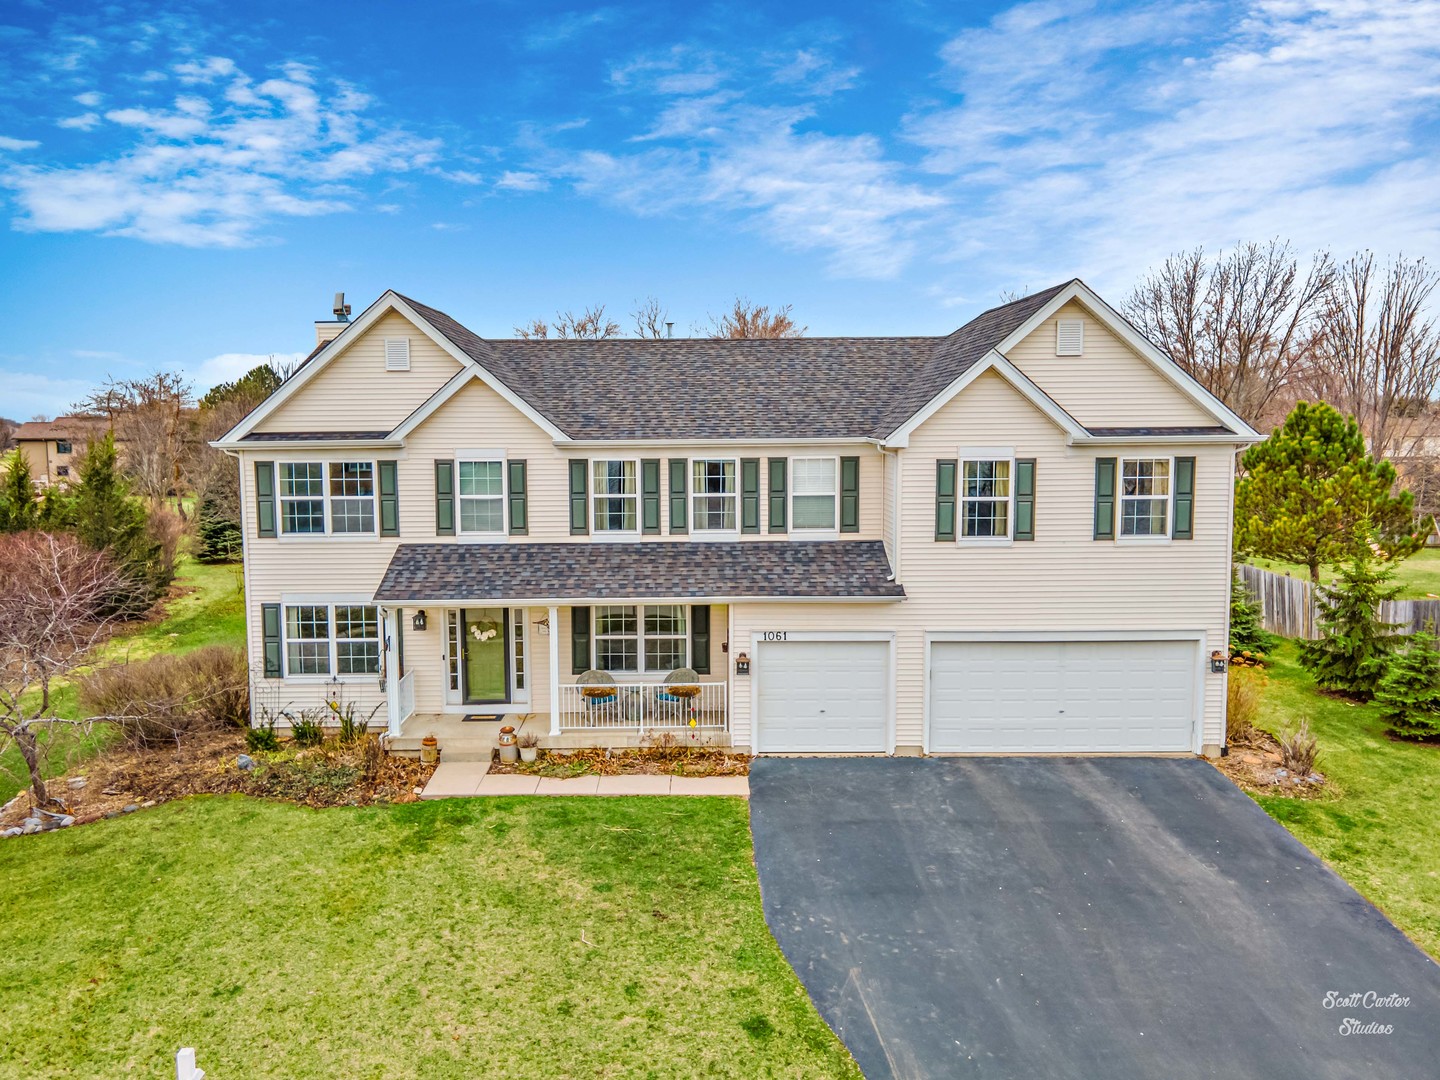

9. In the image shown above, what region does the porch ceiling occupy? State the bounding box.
[372,540,905,603]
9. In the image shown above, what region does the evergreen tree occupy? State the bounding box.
[73,433,167,607]
[1375,628,1440,740]
[1230,572,1279,662]
[36,483,78,531]
[195,494,243,563]
[0,450,38,532]
[1298,554,1403,697]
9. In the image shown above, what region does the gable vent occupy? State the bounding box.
[1056,318,1084,356]
[385,338,411,371]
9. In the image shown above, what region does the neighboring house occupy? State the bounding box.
[214,281,1260,758]
[9,416,107,486]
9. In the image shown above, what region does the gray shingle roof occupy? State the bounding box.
[373,540,905,602]
[394,285,1080,441]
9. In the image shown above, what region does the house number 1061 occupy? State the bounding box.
[760,631,789,641]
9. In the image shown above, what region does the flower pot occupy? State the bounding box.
[420,735,439,765]
[519,746,538,763]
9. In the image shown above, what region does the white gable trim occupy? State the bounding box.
[885,352,1090,448]
[995,280,1260,439]
[221,291,570,445]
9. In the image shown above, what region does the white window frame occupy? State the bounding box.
[455,448,507,541]
[958,451,1015,544]
[789,455,839,535]
[280,597,381,682]
[591,604,689,676]
[592,458,641,536]
[690,458,739,535]
[277,459,379,539]
[1118,456,1173,542]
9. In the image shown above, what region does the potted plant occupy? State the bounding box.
[517,731,540,763]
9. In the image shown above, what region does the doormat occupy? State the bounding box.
[462,714,504,723]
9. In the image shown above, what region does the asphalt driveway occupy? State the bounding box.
[749,757,1440,1080]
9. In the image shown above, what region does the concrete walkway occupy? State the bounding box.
[420,760,749,800]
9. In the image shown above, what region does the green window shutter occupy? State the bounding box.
[768,458,787,533]
[434,460,455,536]
[1173,456,1195,540]
[378,460,399,537]
[935,459,957,541]
[508,460,528,535]
[254,461,276,538]
[840,456,860,533]
[1015,459,1036,541]
[571,606,591,674]
[641,459,662,535]
[262,603,282,678]
[668,459,688,534]
[569,460,589,535]
[690,605,711,674]
[740,458,761,534]
[1094,458,1117,540]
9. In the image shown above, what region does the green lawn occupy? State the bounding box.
[0,559,245,803]
[1251,642,1440,958]
[0,795,859,1079]
[1245,547,1440,598]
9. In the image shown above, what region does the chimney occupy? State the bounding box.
[315,291,352,347]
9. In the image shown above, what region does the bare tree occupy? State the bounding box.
[631,296,673,339]
[514,305,622,340]
[0,532,140,807]
[76,373,195,513]
[1125,241,1334,428]
[1304,253,1440,463]
[0,418,15,453]
[702,298,806,339]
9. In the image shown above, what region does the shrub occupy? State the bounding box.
[1375,629,1440,740]
[289,709,326,748]
[1277,720,1320,776]
[328,700,380,744]
[1226,665,1267,746]
[1229,572,1278,663]
[1298,554,1403,698]
[246,717,280,752]
[79,645,249,748]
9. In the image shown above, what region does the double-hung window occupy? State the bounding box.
[961,459,1011,539]
[458,460,505,534]
[593,460,638,532]
[279,461,376,535]
[791,457,838,531]
[283,603,381,677]
[691,459,737,532]
[593,604,687,673]
[55,439,72,455]
[1120,458,1170,537]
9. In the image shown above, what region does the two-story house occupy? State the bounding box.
[214,281,1258,758]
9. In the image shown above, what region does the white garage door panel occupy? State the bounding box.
[930,640,1196,752]
[757,640,888,753]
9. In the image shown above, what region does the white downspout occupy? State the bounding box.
[548,605,561,736]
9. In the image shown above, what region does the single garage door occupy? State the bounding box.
[929,639,1197,752]
[756,640,889,753]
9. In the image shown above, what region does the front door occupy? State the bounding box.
[461,607,509,704]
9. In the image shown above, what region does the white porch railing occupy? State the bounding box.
[397,671,416,726]
[557,682,727,735]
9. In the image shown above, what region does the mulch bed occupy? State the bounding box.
[1211,729,1330,799]
[1,729,436,830]
[489,745,751,778]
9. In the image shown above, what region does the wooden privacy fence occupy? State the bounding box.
[1236,563,1440,640]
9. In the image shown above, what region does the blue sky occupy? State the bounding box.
[1,0,1438,419]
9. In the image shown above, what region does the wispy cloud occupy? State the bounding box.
[0,136,40,151]
[525,8,620,50]
[495,170,548,192]
[0,370,95,421]
[182,350,306,391]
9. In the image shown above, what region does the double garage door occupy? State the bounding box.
[754,637,1197,754]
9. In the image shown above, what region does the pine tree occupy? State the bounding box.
[1229,572,1278,663]
[1375,628,1440,740]
[195,494,243,563]
[1298,554,1403,698]
[0,449,38,532]
[73,433,166,608]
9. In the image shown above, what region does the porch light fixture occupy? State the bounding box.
[411,610,428,632]
[735,651,750,675]
[1210,650,1227,674]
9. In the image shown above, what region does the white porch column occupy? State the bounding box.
[548,604,561,735]
[385,607,402,737]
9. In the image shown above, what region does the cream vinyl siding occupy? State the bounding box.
[729,369,1233,751]
[259,312,464,432]
[1005,300,1216,427]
